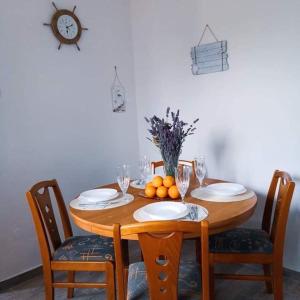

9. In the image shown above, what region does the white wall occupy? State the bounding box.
[130,0,300,271]
[0,0,139,281]
[2,0,300,281]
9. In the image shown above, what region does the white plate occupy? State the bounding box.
[133,203,209,222]
[130,180,146,189]
[140,201,189,221]
[70,193,134,210]
[191,187,254,202]
[79,189,118,204]
[205,183,247,197]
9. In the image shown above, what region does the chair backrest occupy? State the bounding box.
[26,179,73,264]
[113,221,209,300]
[151,160,196,177]
[262,170,295,257]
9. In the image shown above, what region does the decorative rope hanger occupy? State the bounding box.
[198,24,219,45]
[112,65,123,87]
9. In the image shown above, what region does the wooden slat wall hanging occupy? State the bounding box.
[191,24,229,75]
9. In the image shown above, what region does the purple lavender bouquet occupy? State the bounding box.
[145,107,199,176]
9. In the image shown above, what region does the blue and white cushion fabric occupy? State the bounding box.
[127,261,201,300]
[53,235,114,261]
[209,228,273,254]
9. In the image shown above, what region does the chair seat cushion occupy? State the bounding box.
[209,228,273,254]
[53,235,114,261]
[127,261,201,300]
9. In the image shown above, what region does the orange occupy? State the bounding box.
[168,185,180,199]
[152,176,163,188]
[163,176,175,188]
[145,186,156,198]
[156,186,168,198]
[146,182,154,188]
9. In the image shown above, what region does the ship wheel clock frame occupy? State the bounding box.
[43,2,88,51]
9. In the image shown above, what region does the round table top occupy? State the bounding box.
[70,178,257,240]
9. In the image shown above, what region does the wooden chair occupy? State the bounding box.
[113,220,210,300]
[26,179,115,300]
[209,170,295,300]
[151,160,196,177]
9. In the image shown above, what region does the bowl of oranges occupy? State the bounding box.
[144,175,180,200]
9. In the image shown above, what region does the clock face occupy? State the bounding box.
[57,15,78,40]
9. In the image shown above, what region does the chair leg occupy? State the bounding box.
[67,271,75,298]
[43,268,54,300]
[124,267,129,298]
[273,262,283,300]
[209,265,215,300]
[45,285,54,300]
[262,264,273,293]
[106,263,115,300]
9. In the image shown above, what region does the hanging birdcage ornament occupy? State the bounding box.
[111,66,126,113]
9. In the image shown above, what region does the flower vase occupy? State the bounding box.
[162,154,179,177]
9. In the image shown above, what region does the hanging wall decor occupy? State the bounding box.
[111,66,126,113]
[43,2,88,51]
[191,24,229,75]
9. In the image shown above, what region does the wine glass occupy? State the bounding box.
[175,165,190,204]
[143,158,152,184]
[194,156,207,188]
[138,156,151,185]
[117,164,130,199]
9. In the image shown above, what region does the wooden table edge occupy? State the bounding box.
[70,195,257,239]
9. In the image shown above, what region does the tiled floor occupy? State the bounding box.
[1,241,300,299]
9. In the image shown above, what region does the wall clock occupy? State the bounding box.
[43,2,88,51]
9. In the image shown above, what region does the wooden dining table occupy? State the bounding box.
[70,178,257,240]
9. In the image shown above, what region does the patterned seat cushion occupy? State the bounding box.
[209,228,273,254]
[53,235,114,261]
[127,261,201,300]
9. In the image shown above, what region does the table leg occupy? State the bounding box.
[121,240,129,267]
